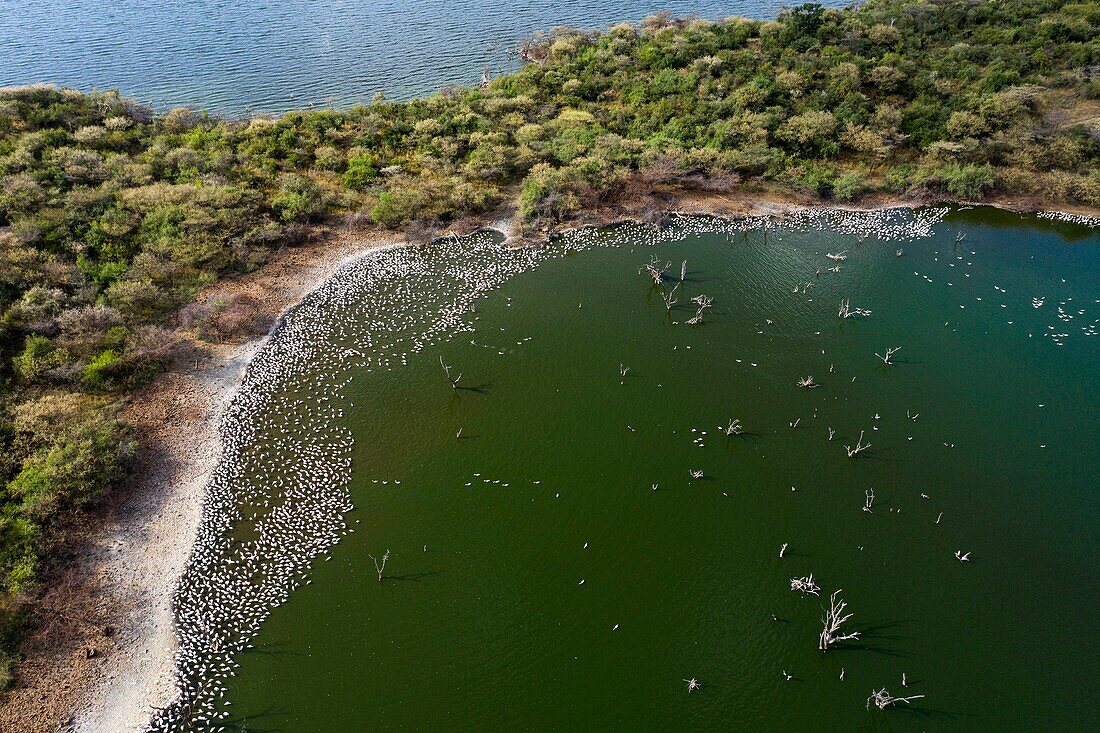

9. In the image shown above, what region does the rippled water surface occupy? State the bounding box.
[0,0,843,116]
[164,208,1099,731]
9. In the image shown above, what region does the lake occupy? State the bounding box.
[0,0,844,116]
[154,207,1099,731]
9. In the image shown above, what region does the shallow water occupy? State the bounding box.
[164,208,1099,731]
[0,0,843,116]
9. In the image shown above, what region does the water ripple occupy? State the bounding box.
[0,0,843,116]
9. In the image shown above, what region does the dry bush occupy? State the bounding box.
[179,293,264,342]
[403,219,440,244]
[128,325,181,368]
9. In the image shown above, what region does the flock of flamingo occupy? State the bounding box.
[146,205,1095,730]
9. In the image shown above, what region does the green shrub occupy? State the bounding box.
[271,174,326,222]
[923,163,996,199]
[82,349,121,388]
[833,172,865,201]
[788,165,836,197]
[12,335,69,382]
[341,154,379,190]
[371,188,425,228]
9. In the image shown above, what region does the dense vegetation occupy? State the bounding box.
[1,0,1098,684]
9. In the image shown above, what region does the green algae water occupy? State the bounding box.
[200,209,1098,731]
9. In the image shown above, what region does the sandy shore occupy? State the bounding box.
[0,189,1095,733]
[0,225,402,733]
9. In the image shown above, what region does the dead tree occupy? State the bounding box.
[779,542,789,558]
[876,346,901,365]
[797,375,819,388]
[680,259,688,282]
[819,589,860,650]
[645,255,670,285]
[662,282,680,311]
[845,431,871,458]
[863,489,875,513]
[689,469,704,480]
[369,549,390,582]
[686,294,712,325]
[790,574,820,596]
[866,688,925,710]
[683,678,701,693]
[838,299,872,319]
[725,418,743,436]
[439,356,461,389]
[826,250,848,261]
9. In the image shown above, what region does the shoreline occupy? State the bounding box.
[1,191,1096,733]
[0,226,403,733]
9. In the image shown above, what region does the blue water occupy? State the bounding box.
[0,0,837,117]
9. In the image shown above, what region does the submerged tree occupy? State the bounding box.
[876,346,901,365]
[819,589,860,650]
[440,355,462,389]
[369,549,390,582]
[866,688,925,710]
[790,574,821,596]
[662,282,680,311]
[845,431,872,458]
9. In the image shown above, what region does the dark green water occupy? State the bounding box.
[218,210,1098,730]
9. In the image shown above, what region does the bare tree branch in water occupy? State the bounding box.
[644,255,670,285]
[876,346,901,365]
[866,688,925,710]
[819,589,860,650]
[662,282,680,311]
[845,431,871,458]
[687,294,712,325]
[864,489,875,513]
[440,356,461,389]
[838,298,872,319]
[790,574,820,596]
[369,550,390,582]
